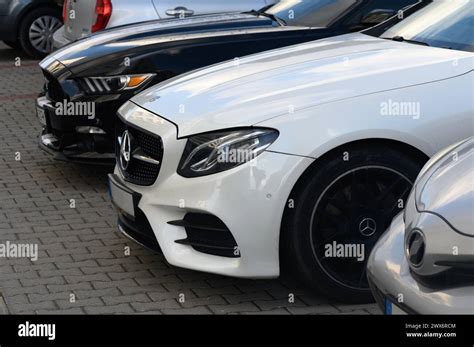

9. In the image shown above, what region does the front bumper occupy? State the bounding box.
[36,94,117,163]
[109,107,314,278]
[367,213,474,314]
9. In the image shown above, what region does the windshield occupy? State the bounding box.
[380,0,474,52]
[266,0,359,27]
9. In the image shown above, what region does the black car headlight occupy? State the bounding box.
[80,74,155,94]
[178,128,279,177]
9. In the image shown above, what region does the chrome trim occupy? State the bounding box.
[75,126,106,134]
[117,135,160,165]
[132,151,161,165]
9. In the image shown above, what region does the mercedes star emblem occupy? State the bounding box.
[120,130,132,171]
[359,217,377,237]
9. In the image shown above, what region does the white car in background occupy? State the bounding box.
[368,138,474,314]
[53,0,278,48]
[108,0,474,303]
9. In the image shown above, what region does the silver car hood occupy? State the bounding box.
[132,33,473,137]
[418,138,474,236]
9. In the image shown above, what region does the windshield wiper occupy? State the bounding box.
[388,36,430,46]
[245,9,287,26]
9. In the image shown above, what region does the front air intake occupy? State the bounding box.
[168,213,240,258]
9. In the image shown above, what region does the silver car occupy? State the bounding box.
[53,0,277,48]
[367,137,474,314]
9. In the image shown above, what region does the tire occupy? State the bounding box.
[3,40,22,50]
[18,7,62,58]
[282,143,424,303]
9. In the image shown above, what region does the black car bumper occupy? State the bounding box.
[36,93,117,164]
[108,173,162,254]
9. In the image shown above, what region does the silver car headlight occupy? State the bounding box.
[177,128,279,177]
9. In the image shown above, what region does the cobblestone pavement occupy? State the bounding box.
[0,42,380,314]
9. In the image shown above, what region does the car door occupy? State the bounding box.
[152,0,275,19]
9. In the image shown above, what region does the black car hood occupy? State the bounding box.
[40,13,277,75]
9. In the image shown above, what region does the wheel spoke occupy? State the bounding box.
[31,22,42,33]
[41,17,47,29]
[376,177,404,204]
[30,36,43,45]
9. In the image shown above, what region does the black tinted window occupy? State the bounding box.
[267,0,359,27]
[342,0,417,28]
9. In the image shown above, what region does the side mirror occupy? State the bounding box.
[361,9,396,25]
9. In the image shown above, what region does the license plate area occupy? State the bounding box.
[385,298,407,315]
[36,106,47,126]
[108,174,141,219]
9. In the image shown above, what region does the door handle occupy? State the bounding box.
[166,8,195,17]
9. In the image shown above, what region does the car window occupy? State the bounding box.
[266,0,359,27]
[380,0,474,52]
[342,0,417,27]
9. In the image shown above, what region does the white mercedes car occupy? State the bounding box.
[109,0,474,302]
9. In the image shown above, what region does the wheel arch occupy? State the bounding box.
[11,1,62,40]
[279,137,429,261]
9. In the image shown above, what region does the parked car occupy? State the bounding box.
[53,0,279,49]
[37,0,419,163]
[368,138,474,314]
[107,0,474,302]
[0,0,63,57]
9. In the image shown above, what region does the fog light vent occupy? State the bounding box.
[168,213,240,258]
[406,229,425,268]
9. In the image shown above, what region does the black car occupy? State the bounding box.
[0,0,63,57]
[37,0,419,163]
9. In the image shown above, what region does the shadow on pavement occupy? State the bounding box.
[0,42,37,63]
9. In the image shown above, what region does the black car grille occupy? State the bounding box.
[43,71,65,101]
[168,213,240,258]
[116,118,163,186]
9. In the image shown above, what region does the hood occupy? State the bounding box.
[132,32,473,137]
[418,138,474,236]
[40,13,276,74]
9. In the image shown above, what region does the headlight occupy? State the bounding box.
[177,128,279,177]
[80,74,155,94]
